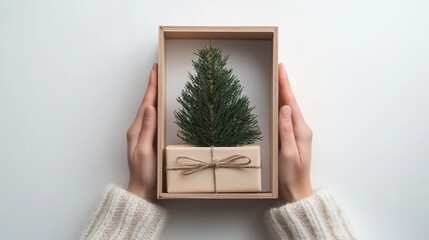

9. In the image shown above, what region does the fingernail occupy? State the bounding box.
[144,106,155,119]
[152,63,157,70]
[281,106,291,118]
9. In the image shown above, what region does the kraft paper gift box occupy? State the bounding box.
[166,144,262,193]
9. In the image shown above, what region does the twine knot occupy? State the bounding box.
[213,161,220,168]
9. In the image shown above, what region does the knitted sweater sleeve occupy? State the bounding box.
[266,190,357,240]
[80,184,167,240]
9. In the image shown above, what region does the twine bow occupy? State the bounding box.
[166,146,259,192]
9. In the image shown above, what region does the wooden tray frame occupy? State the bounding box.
[157,26,278,199]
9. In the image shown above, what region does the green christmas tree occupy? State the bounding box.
[174,45,262,147]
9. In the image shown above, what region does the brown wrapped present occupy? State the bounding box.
[166,144,261,193]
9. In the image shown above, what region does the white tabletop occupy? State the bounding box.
[1,1,428,239]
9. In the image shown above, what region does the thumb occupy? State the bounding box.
[279,105,299,159]
[138,106,157,147]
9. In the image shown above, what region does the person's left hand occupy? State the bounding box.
[126,63,158,200]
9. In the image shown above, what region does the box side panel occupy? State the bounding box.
[271,28,279,198]
[162,26,276,40]
[157,27,166,198]
[159,192,277,199]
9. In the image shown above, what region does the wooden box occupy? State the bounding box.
[157,26,278,199]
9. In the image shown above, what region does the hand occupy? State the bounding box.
[126,63,158,200]
[278,63,313,202]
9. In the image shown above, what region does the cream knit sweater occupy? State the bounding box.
[80,185,166,240]
[267,190,357,239]
[81,185,356,240]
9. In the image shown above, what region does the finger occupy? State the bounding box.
[278,63,307,128]
[278,64,313,166]
[278,105,300,163]
[142,63,158,107]
[128,63,158,138]
[278,63,296,107]
[127,64,158,159]
[137,106,157,152]
[133,64,158,129]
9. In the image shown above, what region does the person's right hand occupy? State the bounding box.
[278,63,314,203]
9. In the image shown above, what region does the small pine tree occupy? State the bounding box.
[174,45,262,147]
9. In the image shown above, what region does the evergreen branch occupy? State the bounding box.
[174,45,262,147]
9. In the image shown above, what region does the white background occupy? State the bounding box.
[1,0,428,239]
